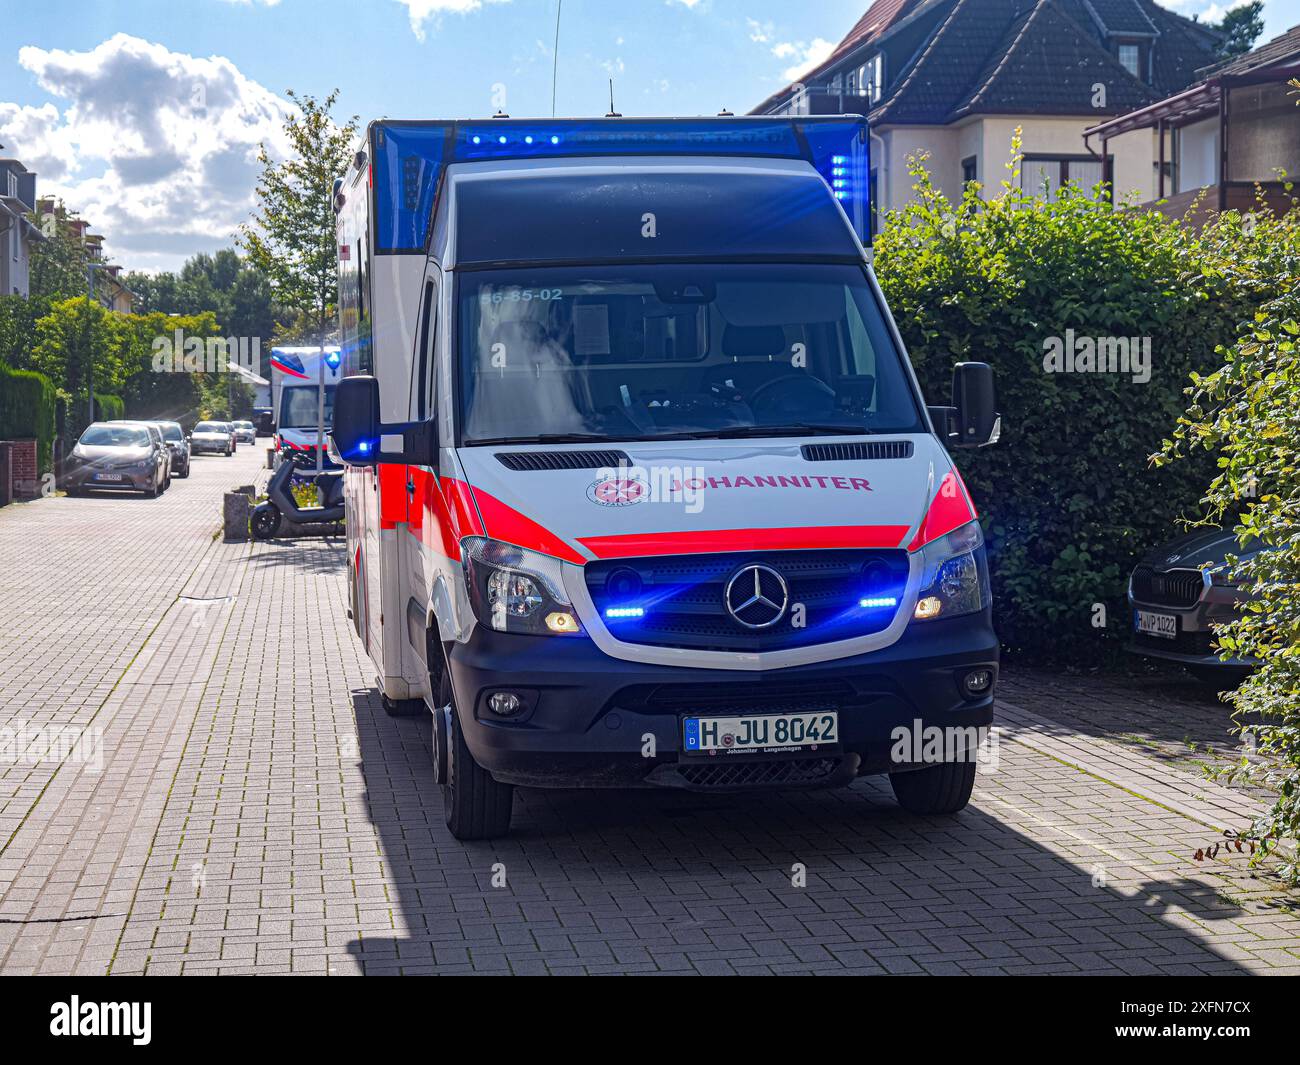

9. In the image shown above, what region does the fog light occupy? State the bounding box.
[914,596,942,620]
[545,611,580,633]
[963,669,993,697]
[488,692,524,717]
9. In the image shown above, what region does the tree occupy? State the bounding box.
[28,204,90,303]
[1211,1,1265,60]
[239,89,357,343]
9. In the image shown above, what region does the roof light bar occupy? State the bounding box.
[369,116,869,253]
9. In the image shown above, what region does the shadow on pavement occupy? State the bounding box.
[344,690,1250,975]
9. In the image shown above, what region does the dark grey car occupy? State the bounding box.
[64,421,170,498]
[1127,528,1262,681]
[149,420,190,478]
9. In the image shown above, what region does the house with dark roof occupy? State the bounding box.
[0,152,46,298]
[750,0,1220,222]
[1085,23,1300,223]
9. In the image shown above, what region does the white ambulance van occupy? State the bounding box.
[269,345,342,462]
[330,117,1000,839]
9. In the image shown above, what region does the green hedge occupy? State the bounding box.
[93,393,124,422]
[875,144,1293,662]
[0,362,57,476]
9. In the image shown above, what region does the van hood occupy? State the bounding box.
[453,434,972,563]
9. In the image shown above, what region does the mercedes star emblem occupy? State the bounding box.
[724,564,790,630]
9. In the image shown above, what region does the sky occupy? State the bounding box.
[0,0,1296,274]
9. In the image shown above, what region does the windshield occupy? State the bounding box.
[280,386,336,429]
[234,421,253,429]
[194,422,226,433]
[80,425,150,447]
[456,264,924,444]
[159,424,183,442]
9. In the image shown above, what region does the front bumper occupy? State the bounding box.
[1126,594,1251,667]
[447,610,998,790]
[190,440,228,453]
[65,466,154,490]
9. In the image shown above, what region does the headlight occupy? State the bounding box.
[461,536,584,637]
[912,520,990,622]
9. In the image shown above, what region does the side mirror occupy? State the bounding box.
[331,375,435,466]
[936,362,1000,448]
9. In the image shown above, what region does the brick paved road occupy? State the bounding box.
[1,449,1297,975]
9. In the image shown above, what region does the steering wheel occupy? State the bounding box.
[748,373,836,419]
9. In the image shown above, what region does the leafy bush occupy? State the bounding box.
[93,393,124,421]
[874,139,1293,661]
[1157,213,1300,878]
[0,361,57,475]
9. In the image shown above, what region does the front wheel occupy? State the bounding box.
[444,707,513,840]
[250,505,281,539]
[890,760,976,815]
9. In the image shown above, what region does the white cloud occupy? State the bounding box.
[0,33,295,272]
[747,19,774,45]
[394,0,511,42]
[667,0,705,8]
[773,38,836,82]
[1159,0,1251,22]
[218,0,283,6]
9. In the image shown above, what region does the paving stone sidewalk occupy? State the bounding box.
[1,450,1297,974]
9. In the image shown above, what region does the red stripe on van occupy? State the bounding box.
[470,487,587,564]
[378,464,408,530]
[906,470,976,552]
[579,524,911,559]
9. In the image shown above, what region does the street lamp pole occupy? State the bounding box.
[85,263,107,424]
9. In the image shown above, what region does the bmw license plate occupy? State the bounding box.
[683,711,838,756]
[1136,609,1177,639]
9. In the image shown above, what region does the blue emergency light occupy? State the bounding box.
[370,117,870,253]
[324,349,342,370]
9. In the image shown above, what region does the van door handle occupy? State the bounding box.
[406,477,416,497]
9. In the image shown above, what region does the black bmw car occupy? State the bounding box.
[1127,528,1262,683]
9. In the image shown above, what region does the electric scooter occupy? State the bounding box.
[250,450,344,539]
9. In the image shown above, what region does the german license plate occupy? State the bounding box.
[682,711,838,755]
[94,473,124,481]
[1136,609,1176,639]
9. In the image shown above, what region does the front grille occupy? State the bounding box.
[496,449,630,471]
[586,549,908,652]
[668,757,843,789]
[643,678,859,715]
[801,440,914,462]
[1131,565,1204,608]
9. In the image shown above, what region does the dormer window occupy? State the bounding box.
[1117,43,1140,77]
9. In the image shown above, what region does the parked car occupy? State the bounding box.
[253,407,274,436]
[65,421,170,498]
[232,419,257,445]
[1127,528,1262,683]
[149,420,190,478]
[191,420,235,457]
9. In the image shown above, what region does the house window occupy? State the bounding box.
[1021,155,1110,202]
[1117,43,1141,79]
[962,156,978,186]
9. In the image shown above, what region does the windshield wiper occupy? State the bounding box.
[465,433,625,446]
[703,424,876,439]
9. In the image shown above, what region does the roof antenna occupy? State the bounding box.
[606,79,621,118]
[550,0,563,118]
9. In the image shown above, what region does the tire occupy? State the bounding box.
[224,449,231,457]
[382,693,425,717]
[250,505,281,540]
[177,464,189,479]
[444,703,513,841]
[146,478,160,499]
[890,760,976,815]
